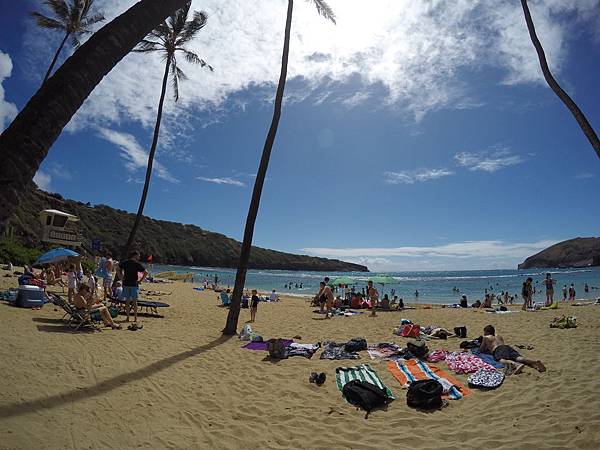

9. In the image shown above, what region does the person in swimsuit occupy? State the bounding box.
[562,285,567,302]
[322,282,334,319]
[73,284,121,329]
[250,289,259,322]
[542,273,555,306]
[368,280,379,317]
[479,325,546,375]
[521,277,533,310]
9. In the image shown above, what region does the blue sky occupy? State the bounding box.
[1,0,599,271]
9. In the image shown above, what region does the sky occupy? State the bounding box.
[1,0,599,272]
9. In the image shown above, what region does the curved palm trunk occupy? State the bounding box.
[42,31,70,85]
[122,58,171,258]
[223,0,294,335]
[0,0,189,229]
[521,0,600,159]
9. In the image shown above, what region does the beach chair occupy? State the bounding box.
[49,293,101,332]
[220,291,231,306]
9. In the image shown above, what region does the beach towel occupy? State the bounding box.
[320,341,361,360]
[446,352,496,374]
[336,364,395,399]
[387,359,471,400]
[286,342,320,358]
[471,349,505,369]
[242,339,293,351]
[367,343,406,361]
[427,349,448,363]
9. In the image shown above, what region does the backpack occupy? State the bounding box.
[406,379,443,410]
[267,338,288,359]
[342,380,392,417]
[400,324,421,338]
[344,337,367,353]
[406,339,429,358]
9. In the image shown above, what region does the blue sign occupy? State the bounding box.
[91,239,101,251]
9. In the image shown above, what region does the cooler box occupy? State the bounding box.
[16,285,44,308]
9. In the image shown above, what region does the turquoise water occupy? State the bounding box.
[149,265,600,304]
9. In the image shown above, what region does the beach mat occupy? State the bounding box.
[387,359,471,400]
[335,364,395,398]
[241,339,293,351]
[471,348,505,369]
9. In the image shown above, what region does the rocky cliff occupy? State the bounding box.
[518,237,600,269]
[5,188,368,272]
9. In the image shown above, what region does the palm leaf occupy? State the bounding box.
[133,39,161,53]
[180,49,213,71]
[29,12,65,30]
[176,11,208,45]
[168,0,191,37]
[81,13,105,28]
[70,34,81,48]
[309,0,336,24]
[169,57,180,101]
[43,0,69,21]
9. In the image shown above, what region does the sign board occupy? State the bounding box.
[91,239,102,252]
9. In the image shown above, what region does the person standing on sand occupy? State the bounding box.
[521,277,533,310]
[67,264,78,304]
[480,325,546,375]
[101,252,114,301]
[568,284,576,302]
[562,284,568,302]
[368,280,379,317]
[542,273,555,306]
[250,289,259,322]
[118,251,148,324]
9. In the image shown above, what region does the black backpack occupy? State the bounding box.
[342,380,392,417]
[406,339,428,358]
[267,339,287,359]
[344,337,367,353]
[406,380,443,410]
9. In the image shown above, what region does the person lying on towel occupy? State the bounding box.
[479,325,545,375]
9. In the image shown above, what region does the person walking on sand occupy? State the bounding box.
[521,277,533,310]
[368,280,379,317]
[250,289,259,322]
[562,284,568,302]
[118,251,148,324]
[479,325,546,375]
[542,273,556,306]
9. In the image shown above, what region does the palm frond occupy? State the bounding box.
[70,34,81,48]
[180,49,213,71]
[80,13,105,28]
[309,0,336,24]
[169,57,180,102]
[43,0,69,21]
[70,0,84,27]
[168,0,191,37]
[80,0,94,19]
[29,11,65,30]
[133,39,161,53]
[176,11,208,46]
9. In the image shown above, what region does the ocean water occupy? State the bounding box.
[148,264,600,304]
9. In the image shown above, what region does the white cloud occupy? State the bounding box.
[0,50,18,131]
[197,176,245,187]
[575,172,594,179]
[384,168,454,184]
[33,170,52,191]
[20,0,599,137]
[454,149,524,172]
[301,239,559,271]
[96,127,179,183]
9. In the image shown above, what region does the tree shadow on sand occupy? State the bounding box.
[0,335,232,419]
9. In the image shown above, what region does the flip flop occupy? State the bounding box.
[315,372,327,385]
[309,372,318,383]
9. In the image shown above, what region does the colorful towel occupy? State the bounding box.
[367,343,404,360]
[241,339,293,351]
[387,359,471,400]
[335,364,395,398]
[471,349,505,369]
[446,351,496,374]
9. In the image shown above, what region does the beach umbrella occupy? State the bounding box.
[35,248,79,266]
[329,276,356,286]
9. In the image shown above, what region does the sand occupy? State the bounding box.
[1,268,600,449]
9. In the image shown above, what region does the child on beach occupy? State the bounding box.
[568,284,576,302]
[250,289,259,322]
[543,273,556,306]
[521,278,533,310]
[562,285,567,301]
[67,264,77,304]
[86,271,97,296]
[368,280,379,317]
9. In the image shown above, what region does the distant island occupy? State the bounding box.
[5,188,368,272]
[518,237,600,269]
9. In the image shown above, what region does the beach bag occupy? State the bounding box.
[239,324,253,341]
[344,337,367,353]
[467,369,504,390]
[342,380,392,417]
[406,380,443,410]
[406,339,428,358]
[453,326,467,339]
[267,339,287,359]
[400,324,420,338]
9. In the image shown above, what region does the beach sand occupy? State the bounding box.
[1,268,599,449]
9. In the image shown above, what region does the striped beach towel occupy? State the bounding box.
[387,359,471,400]
[335,364,395,399]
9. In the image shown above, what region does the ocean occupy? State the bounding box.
[148,264,600,304]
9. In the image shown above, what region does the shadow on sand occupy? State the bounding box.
[0,335,232,419]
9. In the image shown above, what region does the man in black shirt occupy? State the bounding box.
[118,251,148,323]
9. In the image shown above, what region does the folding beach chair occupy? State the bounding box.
[220,291,231,306]
[49,293,101,332]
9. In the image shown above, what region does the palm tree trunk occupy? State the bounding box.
[0,0,189,230]
[122,58,171,258]
[223,0,294,335]
[521,0,600,159]
[42,32,70,85]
